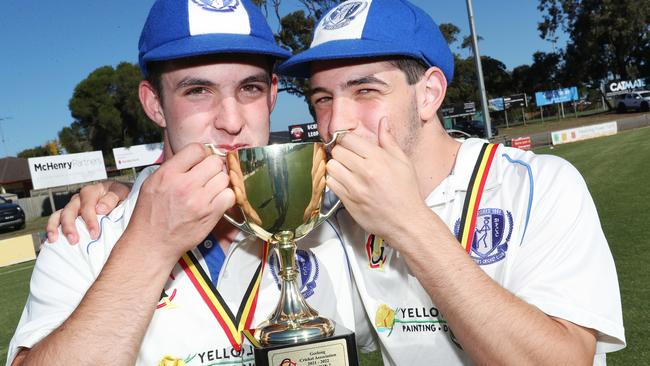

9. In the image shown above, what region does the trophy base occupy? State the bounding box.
[251,324,358,366]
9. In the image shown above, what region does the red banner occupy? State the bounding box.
[511,136,532,150]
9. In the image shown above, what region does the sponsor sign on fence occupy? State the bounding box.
[535,87,579,107]
[28,151,107,190]
[603,77,647,96]
[288,123,320,142]
[113,143,164,170]
[551,121,618,145]
[511,136,532,150]
[489,94,527,112]
[0,234,36,267]
[441,102,477,118]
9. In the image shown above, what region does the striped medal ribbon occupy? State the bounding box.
[178,241,270,351]
[457,143,498,253]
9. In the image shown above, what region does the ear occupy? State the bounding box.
[416,67,448,122]
[139,80,167,128]
[268,74,279,113]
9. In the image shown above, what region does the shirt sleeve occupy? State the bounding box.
[6,227,96,365]
[506,157,625,354]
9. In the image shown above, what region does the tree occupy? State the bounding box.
[18,145,50,159]
[17,140,59,158]
[538,0,650,82]
[58,122,91,154]
[507,51,563,96]
[439,23,461,46]
[64,63,162,156]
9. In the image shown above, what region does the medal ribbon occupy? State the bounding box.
[178,241,269,351]
[457,143,498,253]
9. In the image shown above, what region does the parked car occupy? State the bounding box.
[0,196,25,231]
[452,120,499,138]
[615,91,650,113]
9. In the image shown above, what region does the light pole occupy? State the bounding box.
[465,0,493,139]
[0,117,11,157]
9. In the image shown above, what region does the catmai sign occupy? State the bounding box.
[28,151,107,190]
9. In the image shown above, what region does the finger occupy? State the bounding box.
[209,188,236,219]
[60,195,82,245]
[378,117,407,158]
[165,143,211,173]
[96,191,121,215]
[78,185,106,239]
[80,204,100,240]
[336,131,378,159]
[326,160,354,199]
[204,171,231,204]
[325,174,350,204]
[189,154,226,187]
[46,209,62,243]
[331,144,366,173]
[97,182,132,214]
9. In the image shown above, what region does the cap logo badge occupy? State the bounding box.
[191,0,239,12]
[323,1,368,30]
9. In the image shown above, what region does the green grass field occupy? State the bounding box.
[0,260,33,364]
[536,127,650,365]
[2,128,648,365]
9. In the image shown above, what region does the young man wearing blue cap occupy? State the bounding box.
[42,0,626,365]
[278,0,625,365]
[7,1,358,365]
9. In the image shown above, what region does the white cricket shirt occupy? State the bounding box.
[335,138,625,365]
[7,166,357,366]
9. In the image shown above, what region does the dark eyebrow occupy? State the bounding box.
[309,75,389,97]
[240,73,272,86]
[175,72,271,91]
[344,75,389,89]
[175,77,216,91]
[309,86,329,96]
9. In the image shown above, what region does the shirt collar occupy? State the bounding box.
[424,138,502,206]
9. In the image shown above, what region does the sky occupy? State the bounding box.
[0,0,565,158]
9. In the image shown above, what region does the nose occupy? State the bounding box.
[214,96,245,135]
[323,97,358,140]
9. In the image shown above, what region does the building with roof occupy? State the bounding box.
[0,157,32,198]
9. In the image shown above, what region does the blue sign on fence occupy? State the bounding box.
[535,87,579,107]
[489,98,505,111]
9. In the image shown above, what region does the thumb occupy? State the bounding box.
[378,117,405,156]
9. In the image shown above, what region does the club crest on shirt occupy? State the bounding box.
[454,208,513,265]
[322,1,368,30]
[269,249,319,298]
[366,234,388,269]
[191,0,239,12]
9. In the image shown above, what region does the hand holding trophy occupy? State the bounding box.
[207,130,357,366]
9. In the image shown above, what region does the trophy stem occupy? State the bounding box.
[255,231,334,345]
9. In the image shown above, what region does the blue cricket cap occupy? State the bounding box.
[278,0,454,83]
[138,0,291,77]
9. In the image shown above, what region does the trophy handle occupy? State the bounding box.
[318,130,347,221]
[222,212,256,235]
[204,143,227,157]
[319,192,342,221]
[323,130,348,147]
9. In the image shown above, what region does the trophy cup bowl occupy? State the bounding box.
[217,137,344,346]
